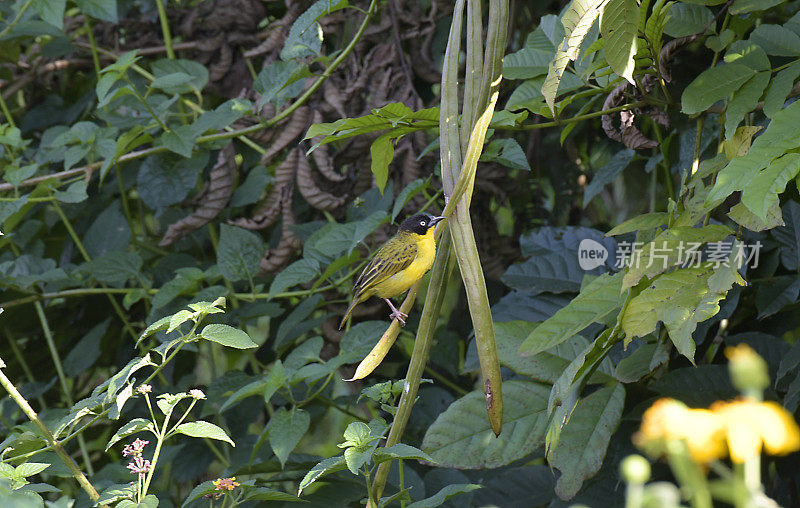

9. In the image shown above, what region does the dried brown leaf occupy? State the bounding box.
[159,143,238,246]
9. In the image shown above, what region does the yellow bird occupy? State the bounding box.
[339,213,446,329]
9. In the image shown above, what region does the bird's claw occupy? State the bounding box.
[389,309,408,326]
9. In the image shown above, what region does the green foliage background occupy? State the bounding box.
[3,0,800,506]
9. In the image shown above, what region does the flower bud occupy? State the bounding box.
[725,344,769,395]
[620,454,651,484]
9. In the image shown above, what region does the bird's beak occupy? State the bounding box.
[430,216,446,226]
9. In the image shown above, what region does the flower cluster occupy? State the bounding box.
[122,438,149,458]
[204,477,240,500]
[123,438,152,480]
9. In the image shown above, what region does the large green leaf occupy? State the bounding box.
[664,3,712,38]
[494,321,613,383]
[740,153,800,220]
[706,100,800,204]
[268,259,320,297]
[174,421,235,447]
[503,47,553,79]
[749,24,800,56]
[549,383,625,500]
[583,148,636,207]
[622,262,746,361]
[763,62,800,118]
[520,271,625,355]
[542,0,603,113]
[755,275,800,318]
[501,250,588,294]
[281,0,349,60]
[421,381,549,468]
[724,71,770,139]
[200,324,258,349]
[681,64,755,114]
[600,0,639,83]
[217,224,264,283]
[268,407,310,468]
[622,225,733,289]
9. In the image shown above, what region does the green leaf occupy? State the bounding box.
[606,212,669,236]
[53,180,88,203]
[601,0,639,83]
[622,262,746,361]
[160,124,201,158]
[407,485,482,508]
[749,24,800,56]
[14,463,49,478]
[137,152,206,209]
[622,225,733,289]
[764,62,800,118]
[774,201,800,270]
[583,148,635,207]
[281,0,349,60]
[174,421,235,447]
[268,407,310,468]
[480,138,532,170]
[724,71,770,138]
[84,251,143,285]
[217,224,264,283]
[200,324,257,349]
[755,275,800,318]
[75,0,118,22]
[614,341,670,382]
[269,259,320,297]
[373,443,434,465]
[275,294,324,348]
[82,203,131,258]
[707,100,800,204]
[503,47,553,79]
[298,455,347,495]
[664,3,712,38]
[724,40,770,72]
[730,0,783,13]
[520,271,625,355]
[494,321,613,383]
[501,250,588,293]
[33,0,66,28]
[391,179,427,221]
[105,418,156,451]
[681,64,756,114]
[370,132,395,194]
[728,200,784,232]
[254,60,302,107]
[542,0,602,113]
[63,319,109,377]
[549,383,625,499]
[650,365,736,406]
[421,380,550,468]
[741,153,800,220]
[150,59,209,94]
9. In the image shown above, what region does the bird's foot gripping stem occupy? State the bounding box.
[384,298,408,326]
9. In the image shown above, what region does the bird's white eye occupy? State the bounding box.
[420,220,426,226]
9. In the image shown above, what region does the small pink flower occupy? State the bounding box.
[189,389,206,400]
[137,384,152,394]
[127,456,151,477]
[122,438,149,457]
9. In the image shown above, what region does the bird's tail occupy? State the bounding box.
[339,296,360,330]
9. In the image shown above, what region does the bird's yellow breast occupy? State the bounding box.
[371,227,437,299]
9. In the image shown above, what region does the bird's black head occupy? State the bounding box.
[399,214,446,235]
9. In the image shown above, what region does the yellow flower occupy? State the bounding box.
[634,398,726,463]
[711,399,800,463]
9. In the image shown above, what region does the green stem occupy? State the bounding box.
[0,0,35,39]
[34,302,95,475]
[0,362,103,504]
[154,0,176,59]
[125,78,169,131]
[142,406,172,496]
[0,91,16,128]
[83,16,102,78]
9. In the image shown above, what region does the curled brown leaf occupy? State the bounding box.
[159,143,238,246]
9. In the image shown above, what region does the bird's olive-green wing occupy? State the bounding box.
[353,235,417,296]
